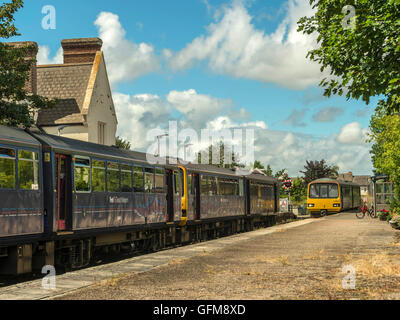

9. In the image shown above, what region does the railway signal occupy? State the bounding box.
[283,179,293,190]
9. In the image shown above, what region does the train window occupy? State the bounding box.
[74,157,91,192]
[121,164,133,192]
[201,175,208,195]
[178,168,185,197]
[133,166,144,192]
[250,183,258,197]
[309,184,319,198]
[107,162,120,192]
[209,176,217,195]
[155,168,164,193]
[328,184,339,198]
[92,160,106,192]
[18,150,39,190]
[215,177,222,195]
[239,179,244,196]
[174,171,181,195]
[188,174,193,195]
[0,147,15,189]
[144,167,154,193]
[319,185,328,198]
[225,179,236,196]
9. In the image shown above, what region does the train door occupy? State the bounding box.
[340,187,344,210]
[274,183,279,213]
[166,169,174,222]
[192,173,200,220]
[245,180,251,215]
[55,154,72,231]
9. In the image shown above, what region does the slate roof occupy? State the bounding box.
[36,63,93,126]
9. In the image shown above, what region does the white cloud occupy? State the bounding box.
[37,45,63,65]
[115,89,372,176]
[167,0,323,89]
[114,92,172,149]
[253,127,372,176]
[94,12,160,86]
[336,122,368,145]
[166,89,232,130]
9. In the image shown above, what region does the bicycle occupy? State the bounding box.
[356,202,376,219]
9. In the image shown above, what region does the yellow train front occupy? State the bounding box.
[307,178,361,216]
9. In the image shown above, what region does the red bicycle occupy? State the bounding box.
[356,202,376,219]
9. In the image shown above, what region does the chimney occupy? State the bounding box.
[5,41,38,94]
[61,37,103,64]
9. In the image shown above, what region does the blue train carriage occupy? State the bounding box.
[179,163,249,242]
[245,173,280,228]
[0,125,47,275]
[29,131,183,270]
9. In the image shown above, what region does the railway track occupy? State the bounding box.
[0,217,315,300]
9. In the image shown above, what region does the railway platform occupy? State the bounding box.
[0,218,317,300]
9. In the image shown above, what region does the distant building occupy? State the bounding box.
[338,172,372,203]
[8,38,117,146]
[353,175,371,203]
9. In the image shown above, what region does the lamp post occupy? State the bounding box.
[156,133,168,157]
[57,125,69,136]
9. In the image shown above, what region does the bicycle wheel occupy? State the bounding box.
[356,211,365,219]
[369,209,376,218]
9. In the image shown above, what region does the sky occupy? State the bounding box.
[7,0,376,176]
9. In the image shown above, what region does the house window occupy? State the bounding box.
[98,122,106,145]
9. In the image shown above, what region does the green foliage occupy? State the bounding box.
[291,178,307,204]
[252,161,273,176]
[0,0,22,38]
[197,140,244,169]
[253,160,264,169]
[274,168,287,179]
[115,136,131,150]
[298,0,400,114]
[265,164,273,176]
[300,160,339,185]
[369,109,400,212]
[0,0,56,127]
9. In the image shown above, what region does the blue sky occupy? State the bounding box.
[7,0,375,176]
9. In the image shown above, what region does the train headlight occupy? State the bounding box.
[307,203,314,207]
[333,203,340,207]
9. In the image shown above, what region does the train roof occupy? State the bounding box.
[0,125,41,148]
[309,178,360,187]
[183,163,278,182]
[246,173,278,184]
[183,163,247,178]
[30,130,177,168]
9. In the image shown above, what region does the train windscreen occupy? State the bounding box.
[309,183,339,198]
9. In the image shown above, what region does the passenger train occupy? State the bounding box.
[307,178,361,216]
[0,125,280,275]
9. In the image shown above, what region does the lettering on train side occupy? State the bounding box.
[109,196,129,204]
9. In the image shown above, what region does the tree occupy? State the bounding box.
[115,136,131,150]
[253,160,264,170]
[300,160,338,185]
[0,0,55,127]
[368,107,400,208]
[298,0,400,114]
[291,178,307,204]
[265,164,273,176]
[197,140,244,168]
[274,169,287,179]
